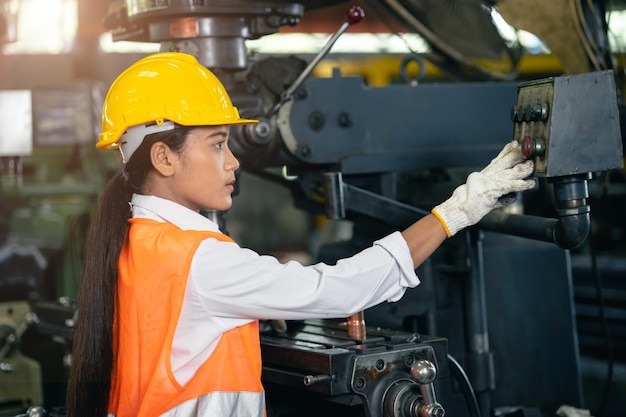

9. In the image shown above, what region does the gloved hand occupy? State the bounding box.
[432,140,536,237]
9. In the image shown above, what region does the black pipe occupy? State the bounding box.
[554,212,591,250]
[551,174,592,250]
[477,174,592,250]
[477,210,591,250]
[477,211,557,243]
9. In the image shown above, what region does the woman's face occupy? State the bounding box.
[164,125,240,212]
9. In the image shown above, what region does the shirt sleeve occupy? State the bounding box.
[187,231,420,321]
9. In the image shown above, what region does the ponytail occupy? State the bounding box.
[66,171,131,417]
[66,125,194,417]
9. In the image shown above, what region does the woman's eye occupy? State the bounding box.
[214,141,225,150]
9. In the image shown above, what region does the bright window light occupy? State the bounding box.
[99,32,159,54]
[607,10,626,52]
[246,32,430,55]
[2,0,77,54]
[99,31,428,55]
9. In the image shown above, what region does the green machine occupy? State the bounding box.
[0,84,117,412]
[0,84,116,300]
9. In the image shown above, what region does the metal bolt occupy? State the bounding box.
[422,403,445,417]
[338,112,352,127]
[304,374,334,386]
[296,88,308,100]
[308,111,324,131]
[405,355,415,366]
[299,146,311,158]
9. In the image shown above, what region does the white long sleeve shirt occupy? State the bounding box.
[129,194,420,385]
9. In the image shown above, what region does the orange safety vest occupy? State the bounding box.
[108,218,265,417]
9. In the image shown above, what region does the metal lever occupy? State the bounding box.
[0,311,38,366]
[14,406,48,417]
[269,5,364,115]
[411,360,445,417]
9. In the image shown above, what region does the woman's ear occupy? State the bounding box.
[150,141,178,177]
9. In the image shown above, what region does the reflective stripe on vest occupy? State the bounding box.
[161,392,265,417]
[109,392,265,417]
[109,218,264,417]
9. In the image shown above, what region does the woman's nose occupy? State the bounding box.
[226,147,240,171]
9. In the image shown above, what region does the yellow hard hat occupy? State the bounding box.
[97,52,257,157]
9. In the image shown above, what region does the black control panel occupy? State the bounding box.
[511,70,623,177]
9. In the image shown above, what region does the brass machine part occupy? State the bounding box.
[347,310,366,340]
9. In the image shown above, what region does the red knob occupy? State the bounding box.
[521,135,533,159]
[521,136,546,158]
[346,6,365,24]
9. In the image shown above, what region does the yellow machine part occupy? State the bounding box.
[313,53,566,86]
[0,301,43,414]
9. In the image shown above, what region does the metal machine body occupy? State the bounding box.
[4,1,620,416]
[513,70,623,178]
[261,320,446,417]
[363,231,584,417]
[479,70,624,250]
[276,74,518,174]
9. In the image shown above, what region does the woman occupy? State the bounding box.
[66,52,534,417]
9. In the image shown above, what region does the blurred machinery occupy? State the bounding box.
[1,0,625,417]
[0,78,112,417]
[0,301,42,416]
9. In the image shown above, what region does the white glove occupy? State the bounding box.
[432,140,536,237]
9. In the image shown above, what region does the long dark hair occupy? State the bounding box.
[66,125,194,417]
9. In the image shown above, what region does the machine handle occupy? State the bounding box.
[13,406,48,417]
[0,311,38,364]
[269,5,365,115]
[411,360,445,417]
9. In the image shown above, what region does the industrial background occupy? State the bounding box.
[0,1,625,417]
